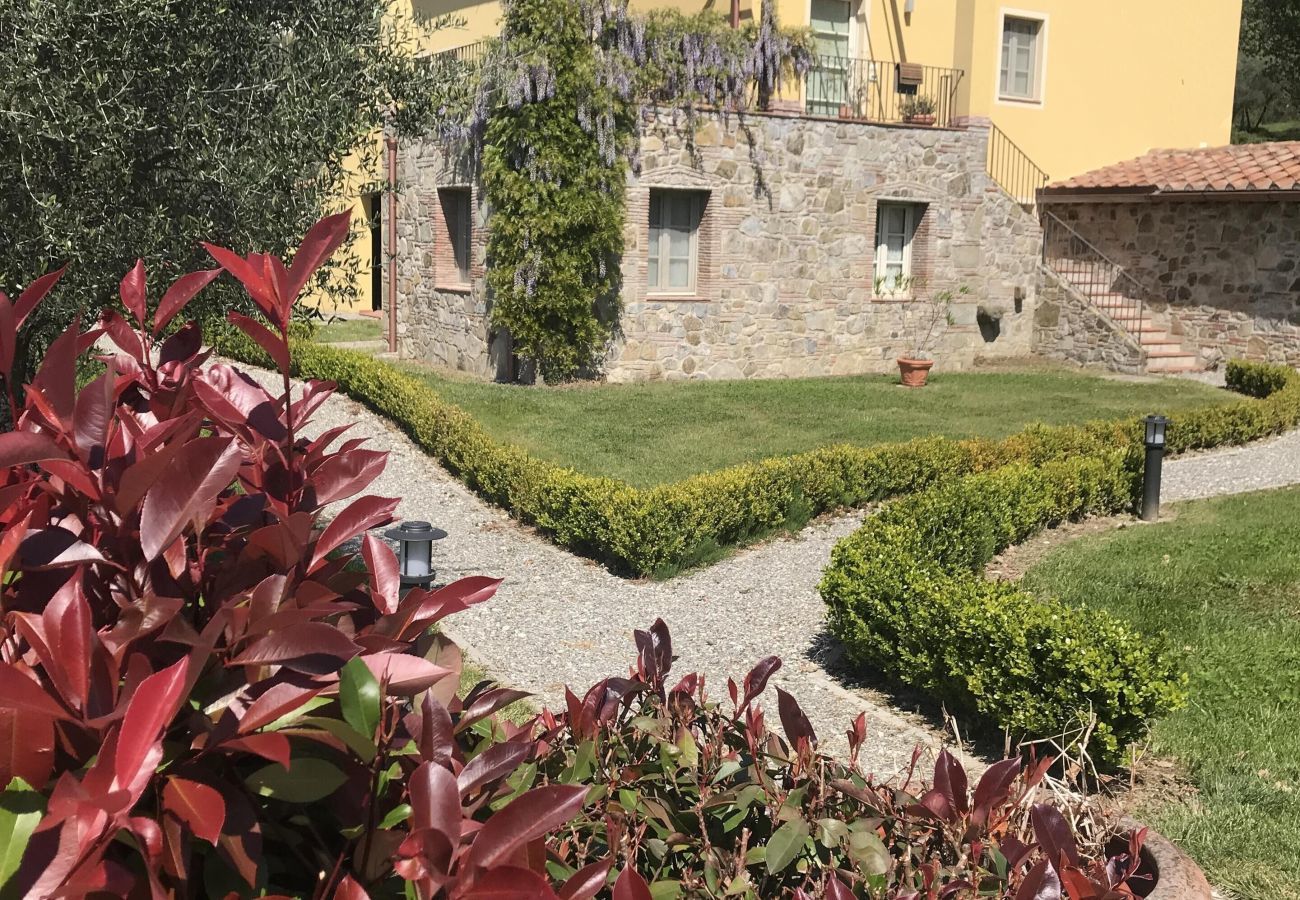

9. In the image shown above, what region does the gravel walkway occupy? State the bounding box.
[241,365,1300,775]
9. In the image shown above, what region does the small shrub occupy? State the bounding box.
[217,327,1300,579]
[820,455,1186,762]
[1225,357,1296,398]
[532,619,1158,897]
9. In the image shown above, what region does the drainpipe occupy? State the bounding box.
[730,0,739,28]
[385,133,399,354]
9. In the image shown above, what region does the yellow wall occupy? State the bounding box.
[857,0,1241,181]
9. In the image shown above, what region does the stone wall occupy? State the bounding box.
[388,141,507,379]
[605,111,1042,381]
[1042,199,1300,367]
[1032,266,1144,374]
[392,110,1045,382]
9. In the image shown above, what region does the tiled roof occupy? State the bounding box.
[1044,143,1300,195]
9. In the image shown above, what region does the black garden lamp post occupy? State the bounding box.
[383,520,447,588]
[1141,415,1168,522]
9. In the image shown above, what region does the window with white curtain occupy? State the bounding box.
[648,190,704,294]
[1000,15,1043,101]
[874,202,919,294]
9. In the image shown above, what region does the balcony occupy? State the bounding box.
[803,58,964,128]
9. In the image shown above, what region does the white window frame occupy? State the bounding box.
[439,187,473,286]
[873,202,918,296]
[647,190,704,297]
[996,9,1048,105]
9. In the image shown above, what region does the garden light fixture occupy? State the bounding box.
[1141,414,1168,522]
[383,520,446,587]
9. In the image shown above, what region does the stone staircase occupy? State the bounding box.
[1042,215,1201,374]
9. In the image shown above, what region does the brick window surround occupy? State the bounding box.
[630,186,719,302]
[434,186,473,291]
[869,200,932,298]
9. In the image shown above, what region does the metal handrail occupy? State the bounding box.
[1041,211,1149,342]
[986,124,1048,206]
[803,58,965,128]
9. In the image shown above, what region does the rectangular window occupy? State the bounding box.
[438,188,472,284]
[999,15,1043,101]
[806,0,853,116]
[874,202,919,294]
[648,190,704,295]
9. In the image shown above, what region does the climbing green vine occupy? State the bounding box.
[450,0,811,381]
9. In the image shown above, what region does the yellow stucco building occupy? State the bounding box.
[328,0,1242,312]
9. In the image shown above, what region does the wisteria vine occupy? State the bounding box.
[433,0,812,380]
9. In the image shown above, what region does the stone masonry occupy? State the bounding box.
[393,110,1044,381]
[1032,266,1144,374]
[1042,199,1300,368]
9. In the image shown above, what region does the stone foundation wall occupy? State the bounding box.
[1032,266,1144,374]
[392,111,1045,382]
[605,111,1042,381]
[1043,199,1300,367]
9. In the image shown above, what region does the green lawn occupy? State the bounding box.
[316,316,383,343]
[397,363,1234,486]
[1022,488,1300,900]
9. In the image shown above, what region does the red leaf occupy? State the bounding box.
[311,449,389,508]
[0,291,14,379]
[410,762,462,851]
[237,683,325,734]
[776,686,817,749]
[612,867,653,900]
[30,324,78,426]
[310,494,398,569]
[220,733,292,769]
[1015,857,1061,900]
[418,693,454,766]
[455,688,532,734]
[227,311,290,373]
[558,859,613,900]
[388,576,502,640]
[203,243,278,321]
[1030,803,1082,870]
[358,652,452,696]
[0,663,73,720]
[933,748,969,817]
[741,656,782,711]
[333,874,372,900]
[0,708,54,790]
[140,436,241,560]
[14,266,66,327]
[113,658,189,792]
[163,777,226,845]
[824,875,854,900]
[362,534,399,615]
[230,623,362,675]
[287,212,352,302]
[458,741,533,799]
[0,432,67,469]
[15,576,95,711]
[73,366,115,460]
[462,867,559,900]
[120,260,147,325]
[972,758,1022,826]
[464,785,588,872]
[154,269,221,334]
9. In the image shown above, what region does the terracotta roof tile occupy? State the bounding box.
[1044,143,1300,194]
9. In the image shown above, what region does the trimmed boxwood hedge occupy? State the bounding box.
[819,360,1300,761]
[217,328,1300,578]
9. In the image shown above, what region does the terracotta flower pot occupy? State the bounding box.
[904,113,937,126]
[897,357,935,387]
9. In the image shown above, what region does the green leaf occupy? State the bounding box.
[676,729,698,769]
[648,881,682,900]
[339,656,381,740]
[264,695,332,731]
[848,829,890,875]
[246,758,347,803]
[764,819,809,874]
[0,779,43,890]
[378,803,412,829]
[296,716,376,762]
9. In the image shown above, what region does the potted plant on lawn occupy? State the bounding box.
[900,94,937,126]
[878,277,966,387]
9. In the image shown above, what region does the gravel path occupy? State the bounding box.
[242,365,1300,775]
[1163,429,1300,501]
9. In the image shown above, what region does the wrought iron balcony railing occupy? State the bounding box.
[803,57,964,128]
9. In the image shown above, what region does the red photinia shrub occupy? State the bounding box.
[0,215,598,898]
[529,619,1154,899]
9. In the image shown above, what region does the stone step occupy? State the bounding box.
[1144,351,1201,373]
